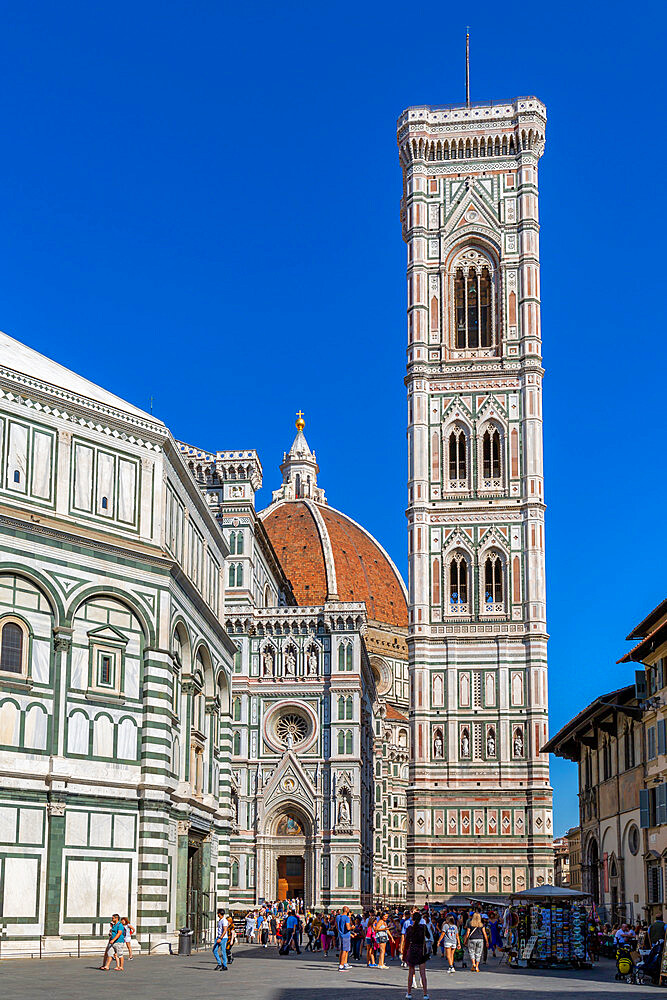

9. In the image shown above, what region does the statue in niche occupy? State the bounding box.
[285,732,294,750]
[460,728,470,759]
[513,728,524,758]
[262,649,273,676]
[284,649,296,676]
[433,731,444,758]
[338,794,351,825]
[307,650,318,675]
[486,729,496,758]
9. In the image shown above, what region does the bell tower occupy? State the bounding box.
[397,96,553,902]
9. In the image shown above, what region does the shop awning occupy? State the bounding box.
[510,885,591,901]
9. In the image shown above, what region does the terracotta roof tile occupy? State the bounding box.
[262,501,408,628]
[384,704,409,722]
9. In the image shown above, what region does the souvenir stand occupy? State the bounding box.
[507,886,592,969]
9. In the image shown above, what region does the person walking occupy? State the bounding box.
[336,905,352,972]
[99,913,125,972]
[351,915,364,961]
[400,909,412,969]
[437,914,460,974]
[213,908,228,971]
[365,910,377,966]
[374,911,393,968]
[402,910,430,1000]
[227,918,237,965]
[285,908,301,954]
[260,912,270,947]
[463,912,488,973]
[121,917,135,960]
[488,910,502,957]
[320,914,331,957]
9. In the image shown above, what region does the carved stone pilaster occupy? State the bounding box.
[52,627,73,653]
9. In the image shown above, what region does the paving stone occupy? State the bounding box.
[0,946,657,1000]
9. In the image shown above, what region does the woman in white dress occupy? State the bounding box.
[121,917,135,960]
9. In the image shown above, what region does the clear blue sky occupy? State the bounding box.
[1,1,665,834]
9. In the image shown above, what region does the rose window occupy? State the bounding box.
[275,713,309,746]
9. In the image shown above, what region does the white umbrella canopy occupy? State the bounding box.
[510,885,591,900]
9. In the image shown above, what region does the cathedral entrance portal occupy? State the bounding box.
[277,856,304,900]
[258,807,315,906]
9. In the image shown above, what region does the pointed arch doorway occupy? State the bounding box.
[258,806,316,905]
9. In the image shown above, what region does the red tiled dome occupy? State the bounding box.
[261,500,408,628]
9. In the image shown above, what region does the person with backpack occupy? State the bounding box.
[402,909,430,1000]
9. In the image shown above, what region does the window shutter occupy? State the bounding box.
[659,720,667,757]
[635,670,647,701]
[640,788,650,829]
[659,783,667,826]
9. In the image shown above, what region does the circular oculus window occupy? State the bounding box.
[275,713,309,747]
[263,702,317,754]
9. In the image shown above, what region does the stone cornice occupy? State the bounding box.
[0,370,166,444]
[397,97,546,132]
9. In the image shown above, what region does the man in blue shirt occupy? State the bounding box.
[99,913,125,971]
[336,906,352,971]
[213,908,228,970]
[285,908,301,954]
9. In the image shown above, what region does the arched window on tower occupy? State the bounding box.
[295,473,301,498]
[236,531,244,555]
[483,553,504,610]
[236,564,244,587]
[482,426,502,481]
[448,425,468,486]
[448,554,468,611]
[454,262,495,350]
[229,531,236,555]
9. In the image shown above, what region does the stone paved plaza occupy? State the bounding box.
[0,946,659,999]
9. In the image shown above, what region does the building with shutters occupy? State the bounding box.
[544,687,645,924]
[397,96,553,901]
[566,826,582,892]
[618,598,667,921]
[553,836,570,887]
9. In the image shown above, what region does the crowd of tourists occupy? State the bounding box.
[233,901,504,997]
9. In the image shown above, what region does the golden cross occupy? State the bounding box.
[296,410,304,420]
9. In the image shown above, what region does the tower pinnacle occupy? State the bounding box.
[271,414,326,505]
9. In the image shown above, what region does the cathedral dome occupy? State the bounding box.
[261,499,408,628]
[261,416,408,628]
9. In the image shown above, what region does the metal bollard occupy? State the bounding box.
[149,933,151,956]
[39,936,42,959]
[78,934,81,959]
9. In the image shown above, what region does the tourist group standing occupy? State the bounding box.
[233,900,504,996]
